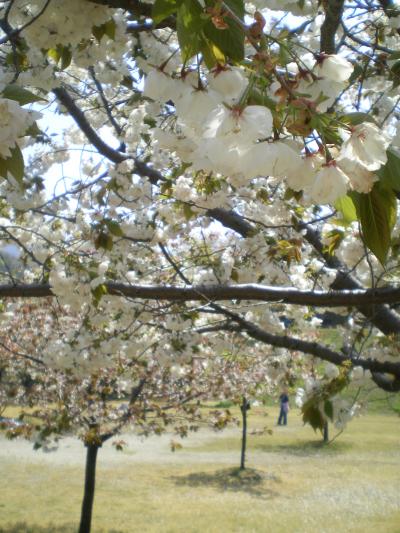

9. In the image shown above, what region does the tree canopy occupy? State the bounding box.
[1,0,400,443]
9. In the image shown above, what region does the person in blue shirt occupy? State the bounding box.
[278,390,289,426]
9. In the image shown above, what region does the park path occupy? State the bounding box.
[0,427,242,467]
[0,423,306,469]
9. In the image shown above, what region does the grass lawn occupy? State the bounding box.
[0,407,399,533]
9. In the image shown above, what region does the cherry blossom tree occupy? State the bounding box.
[1,0,400,529]
[0,298,253,532]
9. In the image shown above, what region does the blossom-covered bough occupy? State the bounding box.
[1,0,400,530]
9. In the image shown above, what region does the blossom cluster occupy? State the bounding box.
[0,98,38,159]
[0,0,399,446]
[145,54,391,205]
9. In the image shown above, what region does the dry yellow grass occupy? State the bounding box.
[0,407,399,533]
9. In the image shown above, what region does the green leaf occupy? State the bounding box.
[93,19,116,42]
[334,195,357,224]
[302,404,324,432]
[60,46,72,71]
[248,89,277,111]
[7,146,24,184]
[284,187,303,201]
[6,50,29,71]
[47,45,72,70]
[92,25,105,42]
[324,400,334,422]
[2,84,46,105]
[24,122,42,137]
[203,0,245,63]
[47,47,61,63]
[105,219,124,237]
[279,43,291,66]
[0,145,24,185]
[378,148,400,192]
[348,63,363,84]
[220,0,244,18]
[152,0,178,24]
[92,283,108,305]
[323,228,344,255]
[390,60,400,88]
[352,183,397,265]
[200,39,226,69]
[176,0,205,62]
[94,232,113,251]
[340,112,376,126]
[104,19,116,40]
[183,203,195,220]
[0,157,9,181]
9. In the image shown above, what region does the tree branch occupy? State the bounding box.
[87,0,152,17]
[100,377,146,442]
[320,0,345,53]
[4,281,400,307]
[0,0,52,46]
[52,87,165,184]
[224,323,400,378]
[52,87,126,165]
[200,207,400,334]
[371,372,400,392]
[304,224,400,334]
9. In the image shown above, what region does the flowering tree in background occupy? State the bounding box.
[1,0,400,530]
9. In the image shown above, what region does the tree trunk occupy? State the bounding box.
[79,443,99,533]
[323,421,329,443]
[240,396,249,470]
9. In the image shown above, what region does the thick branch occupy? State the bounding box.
[199,206,400,334]
[53,87,165,185]
[53,87,126,164]
[320,0,345,53]
[4,282,400,307]
[371,372,400,392]
[207,208,255,237]
[88,0,152,16]
[304,225,400,334]
[225,323,400,378]
[378,0,400,17]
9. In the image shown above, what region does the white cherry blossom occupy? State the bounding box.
[203,104,273,142]
[308,163,349,204]
[0,98,36,158]
[339,122,391,171]
[207,67,248,104]
[316,54,354,82]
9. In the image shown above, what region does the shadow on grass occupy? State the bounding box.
[171,467,281,498]
[256,439,352,456]
[0,524,124,533]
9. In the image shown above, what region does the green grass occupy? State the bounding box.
[0,408,399,533]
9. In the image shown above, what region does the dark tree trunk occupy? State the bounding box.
[323,421,329,443]
[79,443,99,533]
[240,396,249,470]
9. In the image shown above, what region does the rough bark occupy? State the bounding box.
[320,0,345,53]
